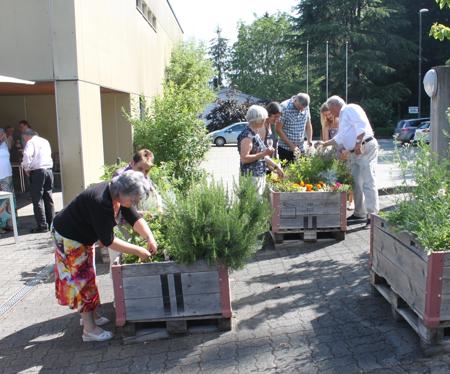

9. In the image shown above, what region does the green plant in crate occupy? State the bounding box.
[382,143,450,252]
[269,149,352,192]
[164,176,271,270]
[114,214,170,264]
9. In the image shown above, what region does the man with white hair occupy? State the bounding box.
[316,95,378,227]
[276,93,313,162]
[21,129,54,233]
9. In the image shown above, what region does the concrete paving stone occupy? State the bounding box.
[98,358,133,369]
[315,356,360,372]
[165,362,201,373]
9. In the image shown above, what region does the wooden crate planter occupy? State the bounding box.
[112,259,232,334]
[270,190,347,242]
[370,214,450,352]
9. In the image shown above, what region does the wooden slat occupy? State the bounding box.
[372,249,426,317]
[125,297,167,321]
[125,293,221,321]
[279,191,341,215]
[183,293,221,315]
[372,229,428,286]
[122,275,163,299]
[181,272,220,295]
[279,214,340,229]
[121,260,217,278]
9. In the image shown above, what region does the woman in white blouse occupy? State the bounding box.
[0,128,14,233]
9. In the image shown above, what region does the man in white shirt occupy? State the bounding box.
[316,95,379,227]
[21,129,54,233]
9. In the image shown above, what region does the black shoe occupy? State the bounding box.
[30,227,48,233]
[364,218,371,229]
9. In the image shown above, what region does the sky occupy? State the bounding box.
[169,0,298,44]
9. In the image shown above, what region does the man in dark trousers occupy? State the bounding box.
[21,129,54,233]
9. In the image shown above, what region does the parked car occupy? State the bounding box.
[413,121,430,144]
[394,117,429,144]
[210,122,248,146]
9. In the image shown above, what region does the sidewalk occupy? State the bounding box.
[0,145,447,373]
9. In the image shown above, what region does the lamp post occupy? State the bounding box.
[418,8,429,118]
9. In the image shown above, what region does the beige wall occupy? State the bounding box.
[55,81,104,204]
[0,95,58,153]
[101,92,134,165]
[0,0,182,96]
[73,0,181,97]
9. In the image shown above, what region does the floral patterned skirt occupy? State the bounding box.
[52,229,100,312]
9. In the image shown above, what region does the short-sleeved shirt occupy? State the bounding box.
[278,99,310,151]
[52,182,140,247]
[237,126,267,177]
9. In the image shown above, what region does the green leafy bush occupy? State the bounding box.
[164,176,271,270]
[131,42,214,191]
[115,214,170,264]
[382,144,450,252]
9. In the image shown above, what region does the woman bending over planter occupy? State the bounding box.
[52,171,157,342]
[238,105,284,195]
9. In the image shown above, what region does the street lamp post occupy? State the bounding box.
[418,8,429,118]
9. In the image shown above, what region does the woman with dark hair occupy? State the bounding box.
[52,170,157,342]
[264,102,282,158]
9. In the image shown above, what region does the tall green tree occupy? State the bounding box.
[209,26,230,88]
[290,0,416,128]
[229,13,302,101]
[132,42,214,189]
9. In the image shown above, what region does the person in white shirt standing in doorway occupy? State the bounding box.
[21,128,54,233]
[315,95,379,228]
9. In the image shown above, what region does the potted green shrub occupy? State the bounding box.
[268,150,352,242]
[370,143,450,350]
[112,176,270,333]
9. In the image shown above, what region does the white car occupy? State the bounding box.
[413,121,430,144]
[210,122,248,146]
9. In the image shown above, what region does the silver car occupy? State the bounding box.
[210,122,248,146]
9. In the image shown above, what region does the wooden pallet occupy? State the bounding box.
[271,229,345,244]
[370,270,450,355]
[121,316,232,344]
[270,190,347,243]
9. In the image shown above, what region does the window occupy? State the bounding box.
[136,0,157,31]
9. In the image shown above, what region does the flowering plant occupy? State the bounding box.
[268,149,352,193]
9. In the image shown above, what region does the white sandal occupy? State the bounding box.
[82,328,113,342]
[80,316,110,326]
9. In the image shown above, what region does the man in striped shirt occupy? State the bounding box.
[276,93,313,162]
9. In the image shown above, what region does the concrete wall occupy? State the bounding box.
[73,0,181,97]
[0,95,58,153]
[0,0,182,96]
[101,92,134,165]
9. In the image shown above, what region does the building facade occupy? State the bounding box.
[0,0,183,203]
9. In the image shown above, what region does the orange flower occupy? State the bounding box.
[316,184,322,189]
[306,184,313,191]
[300,181,305,187]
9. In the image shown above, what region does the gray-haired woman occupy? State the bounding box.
[52,170,157,342]
[238,105,284,195]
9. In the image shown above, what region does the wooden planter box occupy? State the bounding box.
[112,259,232,334]
[370,214,450,351]
[270,190,347,242]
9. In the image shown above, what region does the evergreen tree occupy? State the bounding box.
[290,0,416,127]
[209,26,230,88]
